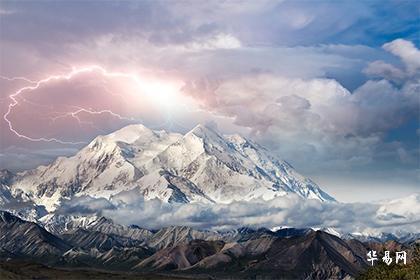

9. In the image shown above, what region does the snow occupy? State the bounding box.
[7,123,336,212]
[320,227,342,237]
[270,226,291,232]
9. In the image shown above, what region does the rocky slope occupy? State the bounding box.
[0,211,71,262]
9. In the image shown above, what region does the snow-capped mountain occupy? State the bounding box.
[4,123,335,212]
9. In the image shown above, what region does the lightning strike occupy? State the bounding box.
[2,65,180,145]
[52,107,136,132]
[0,75,37,84]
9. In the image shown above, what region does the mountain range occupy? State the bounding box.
[0,123,418,279]
[1,210,418,280]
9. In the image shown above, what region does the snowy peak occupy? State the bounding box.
[185,124,232,150]
[186,123,217,137]
[188,124,239,154]
[7,123,335,212]
[103,124,156,144]
[152,124,247,175]
[147,124,334,203]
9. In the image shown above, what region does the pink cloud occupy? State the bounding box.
[1,67,186,148]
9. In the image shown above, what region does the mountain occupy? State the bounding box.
[60,228,146,252]
[41,214,276,250]
[0,211,71,262]
[239,231,369,279]
[134,230,370,279]
[134,239,225,271]
[342,231,420,244]
[3,123,334,214]
[40,214,155,242]
[1,211,418,280]
[0,170,14,185]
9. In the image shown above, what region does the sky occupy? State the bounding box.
[0,0,419,203]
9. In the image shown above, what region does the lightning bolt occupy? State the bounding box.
[2,65,168,145]
[0,75,37,84]
[51,107,136,132]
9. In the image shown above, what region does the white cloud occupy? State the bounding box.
[363,39,420,81]
[383,39,420,74]
[377,193,420,222]
[188,33,242,50]
[363,60,405,81]
[278,9,314,29]
[56,191,420,234]
[182,70,418,171]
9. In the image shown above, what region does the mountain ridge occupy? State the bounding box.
[2,210,417,280]
[3,123,335,213]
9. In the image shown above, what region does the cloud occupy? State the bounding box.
[377,193,420,222]
[54,190,420,234]
[383,39,420,74]
[363,39,420,81]
[363,60,405,81]
[0,42,380,158]
[1,0,409,48]
[188,33,242,50]
[182,69,418,171]
[1,40,417,190]
[0,67,190,152]
[0,146,80,172]
[56,195,115,215]
[1,1,411,82]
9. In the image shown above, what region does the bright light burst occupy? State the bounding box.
[2,65,185,144]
